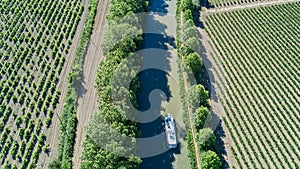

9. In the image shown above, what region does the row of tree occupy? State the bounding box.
[178,0,222,168]
[48,0,99,168]
[79,0,147,168]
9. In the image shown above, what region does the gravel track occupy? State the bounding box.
[71,0,109,168]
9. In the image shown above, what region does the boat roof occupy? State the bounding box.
[165,114,177,146]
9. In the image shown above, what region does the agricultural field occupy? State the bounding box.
[205,1,300,168]
[0,0,83,168]
[209,0,271,8]
[1,0,299,168]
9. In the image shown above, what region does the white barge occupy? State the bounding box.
[164,113,178,149]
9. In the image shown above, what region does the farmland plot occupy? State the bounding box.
[205,2,300,168]
[209,0,275,8]
[0,0,83,168]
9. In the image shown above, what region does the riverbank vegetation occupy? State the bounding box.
[79,0,147,168]
[176,0,221,168]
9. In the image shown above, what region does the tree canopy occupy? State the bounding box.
[186,37,200,54]
[107,0,145,21]
[193,106,210,130]
[200,150,222,169]
[80,0,145,168]
[181,0,194,12]
[196,128,216,149]
[184,52,202,73]
[183,9,193,22]
[188,84,209,110]
[183,27,198,41]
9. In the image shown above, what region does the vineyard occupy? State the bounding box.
[209,0,272,8]
[205,1,300,168]
[0,0,83,168]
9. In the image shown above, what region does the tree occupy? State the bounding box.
[186,37,200,53]
[193,106,210,130]
[183,19,194,30]
[183,10,193,22]
[101,21,142,55]
[183,52,202,73]
[181,0,193,11]
[48,159,61,169]
[179,43,193,57]
[183,27,198,41]
[196,128,216,149]
[188,84,209,110]
[200,150,221,169]
[107,0,145,21]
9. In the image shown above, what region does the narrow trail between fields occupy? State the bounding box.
[72,0,109,168]
[205,0,299,13]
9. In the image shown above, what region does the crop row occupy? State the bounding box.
[209,0,269,8]
[0,0,83,168]
[205,2,300,168]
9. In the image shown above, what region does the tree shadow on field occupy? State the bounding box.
[214,118,230,169]
[76,40,90,98]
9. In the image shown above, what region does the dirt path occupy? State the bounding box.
[71,0,109,168]
[38,1,90,168]
[206,0,299,13]
[196,1,300,168]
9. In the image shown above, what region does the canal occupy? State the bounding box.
[137,0,190,168]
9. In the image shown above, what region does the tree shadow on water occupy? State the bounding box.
[139,145,181,169]
[137,69,171,112]
[137,68,180,169]
[148,0,169,15]
[143,34,176,50]
[137,0,179,167]
[136,66,186,168]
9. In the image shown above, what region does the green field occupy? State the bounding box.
[0,0,83,168]
[205,2,300,168]
[209,0,266,7]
